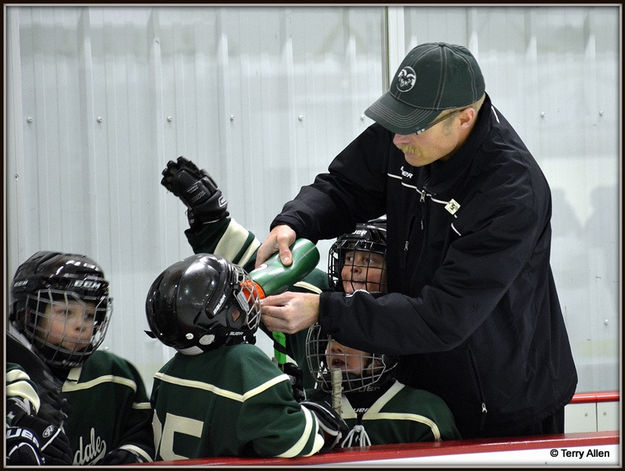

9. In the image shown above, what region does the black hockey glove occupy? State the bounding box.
[161,155,229,228]
[283,362,306,402]
[6,426,44,465]
[300,400,348,452]
[98,448,147,464]
[6,401,72,465]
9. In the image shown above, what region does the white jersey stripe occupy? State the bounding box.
[153,371,291,403]
[214,219,255,262]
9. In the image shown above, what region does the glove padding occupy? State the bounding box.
[6,411,72,465]
[6,426,43,465]
[161,156,229,227]
[300,400,348,452]
[283,362,306,402]
[98,448,146,465]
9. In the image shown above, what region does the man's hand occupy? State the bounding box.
[260,292,320,334]
[161,156,229,227]
[255,225,297,268]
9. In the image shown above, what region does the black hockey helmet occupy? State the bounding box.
[328,217,387,293]
[305,323,397,393]
[10,251,112,368]
[145,253,262,353]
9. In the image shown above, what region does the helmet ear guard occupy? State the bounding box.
[145,253,261,353]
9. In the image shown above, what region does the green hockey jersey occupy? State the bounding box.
[6,332,153,465]
[60,350,154,464]
[150,343,324,460]
[308,380,462,446]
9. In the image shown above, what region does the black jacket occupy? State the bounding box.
[271,94,577,438]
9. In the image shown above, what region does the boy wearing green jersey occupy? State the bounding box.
[7,251,154,464]
[145,253,346,460]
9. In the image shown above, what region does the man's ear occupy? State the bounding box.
[458,107,477,129]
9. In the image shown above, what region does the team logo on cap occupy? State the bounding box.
[396,66,416,92]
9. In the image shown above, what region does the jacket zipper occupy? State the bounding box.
[419,190,426,230]
[402,189,423,275]
[468,348,488,430]
[401,188,427,293]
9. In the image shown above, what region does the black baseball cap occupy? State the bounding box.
[365,42,485,135]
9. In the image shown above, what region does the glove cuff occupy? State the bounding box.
[186,191,229,228]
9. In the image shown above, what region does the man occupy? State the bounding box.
[256,42,578,438]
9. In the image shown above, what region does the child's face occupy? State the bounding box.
[38,298,96,352]
[340,250,386,294]
[324,338,370,375]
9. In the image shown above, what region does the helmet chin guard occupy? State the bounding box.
[145,253,261,353]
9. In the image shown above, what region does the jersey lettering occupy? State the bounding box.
[73,427,106,465]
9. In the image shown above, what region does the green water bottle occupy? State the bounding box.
[248,238,320,297]
[248,238,320,367]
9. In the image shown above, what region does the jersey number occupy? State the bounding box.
[152,411,203,460]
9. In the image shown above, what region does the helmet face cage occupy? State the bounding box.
[328,223,387,294]
[23,289,111,368]
[228,264,262,337]
[145,254,262,352]
[305,323,396,393]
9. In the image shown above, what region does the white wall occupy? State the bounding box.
[5,5,620,395]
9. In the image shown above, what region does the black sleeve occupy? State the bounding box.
[318,182,546,355]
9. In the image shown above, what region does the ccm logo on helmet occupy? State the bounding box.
[72,280,102,289]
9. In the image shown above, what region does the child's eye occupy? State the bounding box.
[53,305,68,316]
[367,256,384,268]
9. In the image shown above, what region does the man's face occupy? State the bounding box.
[38,297,96,352]
[340,250,386,294]
[392,109,465,167]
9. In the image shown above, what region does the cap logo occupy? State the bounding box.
[396,66,416,92]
